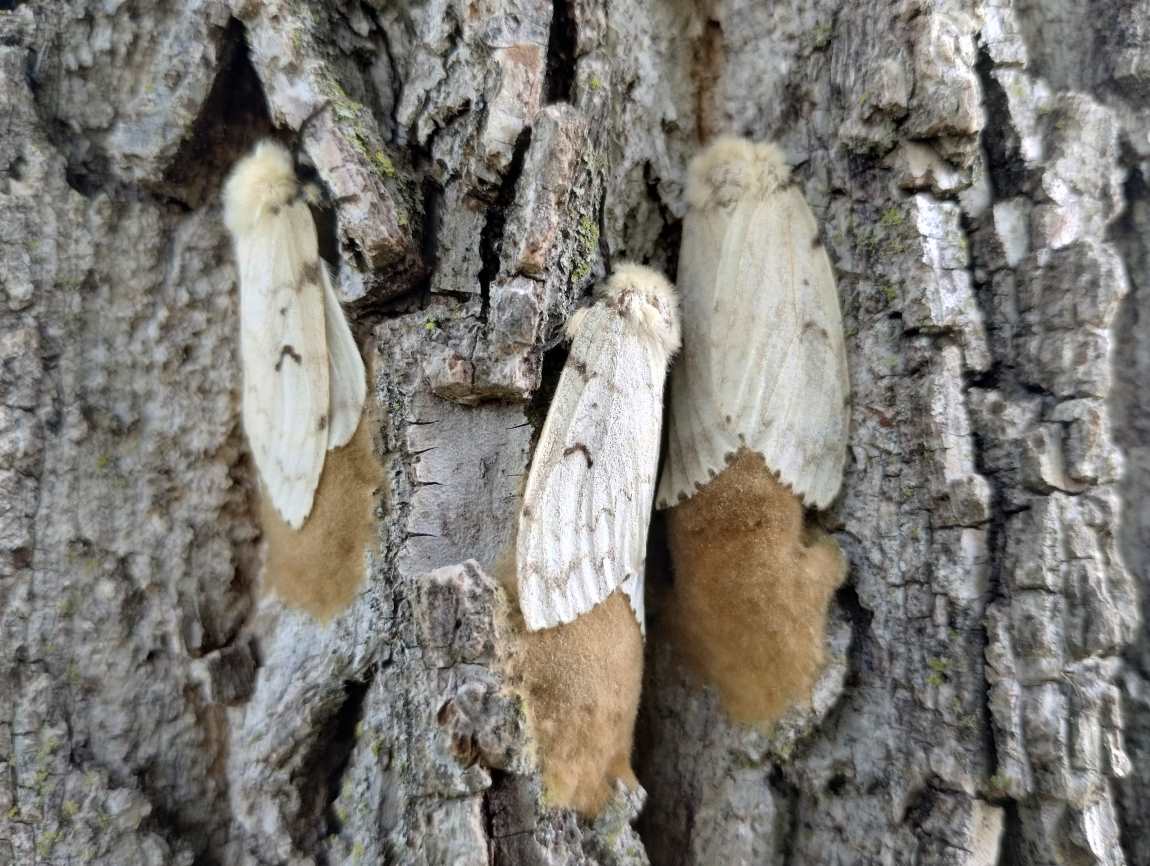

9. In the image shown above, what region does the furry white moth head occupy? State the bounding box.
[686,136,792,212]
[593,262,681,357]
[224,140,308,238]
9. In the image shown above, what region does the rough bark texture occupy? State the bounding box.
[0,1,1145,864]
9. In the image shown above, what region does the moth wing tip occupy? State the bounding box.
[759,450,844,511]
[521,603,567,633]
[272,498,310,531]
[262,469,320,531]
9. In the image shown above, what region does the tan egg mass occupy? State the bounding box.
[495,551,643,817]
[260,413,383,620]
[666,450,846,728]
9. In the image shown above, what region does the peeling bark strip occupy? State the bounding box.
[1,1,1146,865]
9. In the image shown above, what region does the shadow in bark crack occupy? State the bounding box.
[477,127,534,322]
[295,676,371,860]
[165,19,273,209]
[543,0,577,104]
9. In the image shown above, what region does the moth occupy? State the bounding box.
[656,136,849,511]
[517,264,681,632]
[223,139,367,530]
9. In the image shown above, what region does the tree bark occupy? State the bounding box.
[0,0,1145,864]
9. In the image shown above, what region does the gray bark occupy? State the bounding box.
[0,0,1145,864]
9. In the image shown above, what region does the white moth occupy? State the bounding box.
[223,139,367,529]
[518,264,681,633]
[657,136,849,511]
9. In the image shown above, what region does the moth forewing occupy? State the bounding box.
[517,264,679,634]
[657,137,849,510]
[321,263,367,450]
[223,139,366,530]
[619,568,645,627]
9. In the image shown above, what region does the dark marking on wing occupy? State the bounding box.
[298,261,322,291]
[317,414,328,432]
[269,205,281,217]
[522,505,534,521]
[811,229,824,249]
[275,344,303,371]
[802,320,830,341]
[563,443,594,468]
[279,306,288,316]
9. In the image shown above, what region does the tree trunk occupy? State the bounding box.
[0,0,1145,864]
